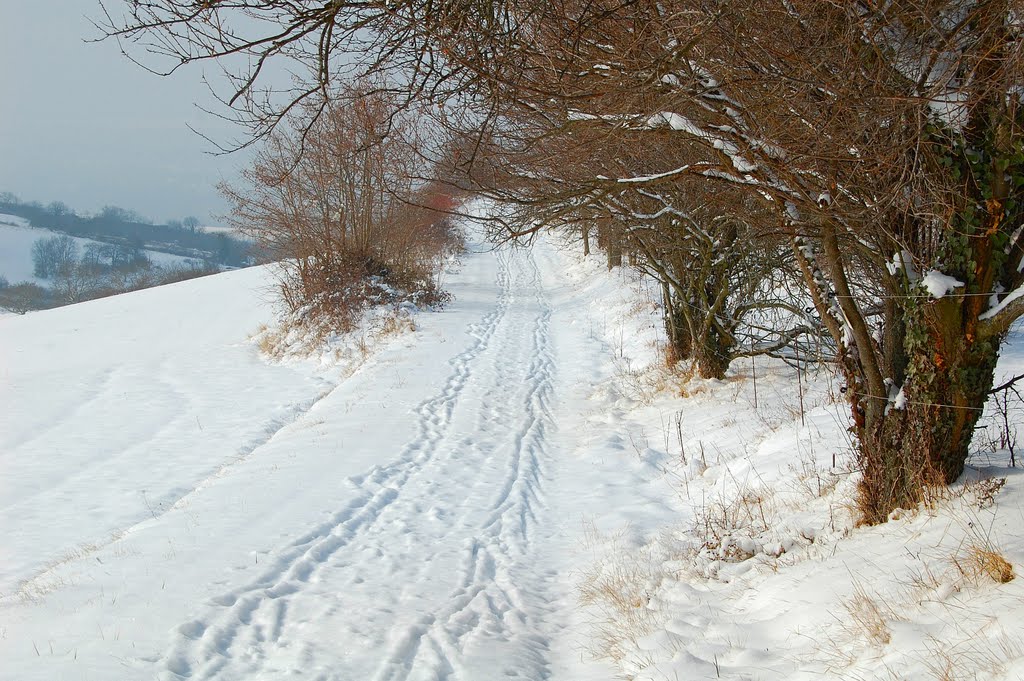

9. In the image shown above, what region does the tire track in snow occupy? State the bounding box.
[157,256,515,681]
[370,249,560,681]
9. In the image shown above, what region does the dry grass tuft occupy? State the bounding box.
[789,451,841,500]
[693,483,776,562]
[951,507,1015,586]
[253,303,416,366]
[578,559,653,658]
[961,546,1015,584]
[253,323,291,359]
[965,476,1007,510]
[841,581,898,648]
[819,580,902,672]
[680,467,787,569]
[577,527,660,668]
[378,310,416,337]
[615,357,691,404]
[924,475,1007,511]
[921,628,1024,681]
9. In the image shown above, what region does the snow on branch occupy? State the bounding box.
[920,270,964,299]
[978,283,1024,341]
[616,165,693,184]
[980,281,1024,325]
[645,112,758,174]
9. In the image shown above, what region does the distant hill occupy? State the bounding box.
[0,214,197,286]
[0,197,253,267]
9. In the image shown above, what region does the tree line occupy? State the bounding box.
[100,0,1024,523]
[0,233,220,313]
[0,194,250,267]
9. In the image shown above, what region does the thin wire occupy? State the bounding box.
[830,291,999,299]
[848,389,987,411]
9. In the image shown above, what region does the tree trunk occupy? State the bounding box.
[596,220,608,250]
[606,237,622,269]
[693,326,733,380]
[600,216,622,269]
[581,224,590,257]
[852,297,1001,524]
[662,283,691,364]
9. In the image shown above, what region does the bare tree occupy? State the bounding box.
[31,235,79,279]
[220,83,456,327]
[101,0,1024,522]
[0,282,52,314]
[524,0,1024,521]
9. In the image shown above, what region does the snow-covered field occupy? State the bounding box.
[198,225,247,238]
[0,223,647,680]
[2,209,1023,680]
[0,213,199,285]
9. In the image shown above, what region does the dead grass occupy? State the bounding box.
[892,488,1015,600]
[962,476,1007,510]
[253,305,415,366]
[378,310,416,336]
[945,491,1016,586]
[10,529,131,603]
[616,352,747,404]
[841,580,899,648]
[955,544,1015,585]
[915,475,1008,515]
[753,401,806,432]
[253,323,291,359]
[578,559,654,663]
[615,357,692,404]
[921,627,1024,681]
[821,554,1023,679]
[692,482,777,563]
[789,450,841,500]
[577,526,661,669]
[816,578,908,677]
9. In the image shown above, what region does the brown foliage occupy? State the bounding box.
[219,84,463,329]
[107,0,1024,521]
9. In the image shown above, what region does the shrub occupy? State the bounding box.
[0,282,54,314]
[221,84,465,332]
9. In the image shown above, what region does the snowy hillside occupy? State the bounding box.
[0,214,198,286]
[0,213,31,229]
[0,229,641,680]
[2,217,1023,680]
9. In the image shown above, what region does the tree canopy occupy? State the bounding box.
[101,0,1024,522]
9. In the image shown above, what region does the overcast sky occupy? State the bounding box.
[0,2,251,224]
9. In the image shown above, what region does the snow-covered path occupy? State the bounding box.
[159,250,563,681]
[1,235,656,680]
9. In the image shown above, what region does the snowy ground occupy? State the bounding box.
[0,220,657,680]
[3,207,1023,681]
[542,240,1024,680]
[198,225,247,238]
